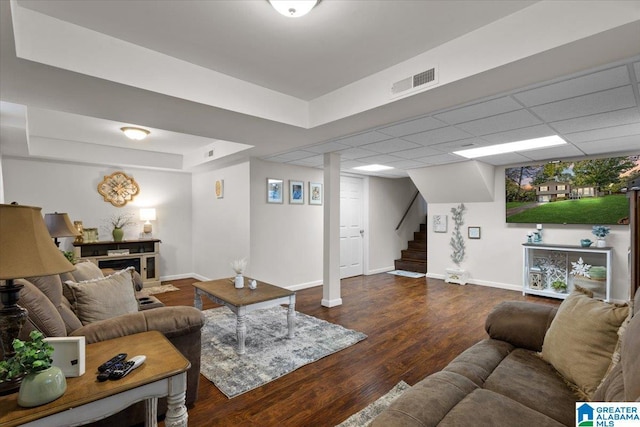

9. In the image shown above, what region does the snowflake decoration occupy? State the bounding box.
[570,257,591,278]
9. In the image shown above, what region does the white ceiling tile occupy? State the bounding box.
[432,137,489,152]
[434,96,522,125]
[514,66,631,107]
[565,123,640,144]
[455,110,542,136]
[357,154,403,164]
[520,144,585,161]
[550,108,640,134]
[415,153,465,165]
[574,135,640,155]
[632,62,640,82]
[337,131,392,147]
[393,146,444,159]
[267,150,316,161]
[361,138,421,153]
[481,124,557,144]
[306,141,350,153]
[385,159,429,169]
[288,155,324,167]
[479,152,533,166]
[337,147,379,160]
[530,86,637,122]
[403,126,472,145]
[377,116,446,137]
[340,159,367,169]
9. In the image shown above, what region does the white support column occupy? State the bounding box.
[322,152,342,307]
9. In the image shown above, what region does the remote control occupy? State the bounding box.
[98,353,127,373]
[109,355,146,380]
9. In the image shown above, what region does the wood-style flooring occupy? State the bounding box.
[155,274,559,427]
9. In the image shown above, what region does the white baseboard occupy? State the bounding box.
[161,273,209,282]
[321,298,343,307]
[426,272,520,292]
[366,266,395,275]
[286,280,322,291]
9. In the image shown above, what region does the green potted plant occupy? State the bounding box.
[551,280,568,293]
[0,331,66,407]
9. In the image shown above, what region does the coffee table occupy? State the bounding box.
[0,330,189,427]
[194,278,296,355]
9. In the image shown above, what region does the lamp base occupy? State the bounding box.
[0,282,28,360]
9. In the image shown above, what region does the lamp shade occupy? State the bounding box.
[0,204,75,279]
[139,208,156,222]
[44,212,81,238]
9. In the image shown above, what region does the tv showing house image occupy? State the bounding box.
[505,155,640,224]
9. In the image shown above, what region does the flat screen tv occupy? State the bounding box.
[505,155,639,224]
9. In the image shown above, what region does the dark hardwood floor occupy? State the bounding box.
[155,274,559,427]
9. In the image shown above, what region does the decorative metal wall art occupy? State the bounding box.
[97,171,140,207]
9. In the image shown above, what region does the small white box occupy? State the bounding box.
[44,336,86,377]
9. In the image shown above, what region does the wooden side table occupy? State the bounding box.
[0,330,190,427]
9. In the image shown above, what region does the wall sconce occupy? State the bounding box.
[140,208,156,235]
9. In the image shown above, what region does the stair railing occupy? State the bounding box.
[395,190,420,231]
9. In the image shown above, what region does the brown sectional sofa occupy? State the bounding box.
[372,291,640,427]
[10,262,205,426]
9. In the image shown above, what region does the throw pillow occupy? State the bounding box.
[541,290,629,399]
[64,267,138,325]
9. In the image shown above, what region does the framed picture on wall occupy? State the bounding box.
[468,226,481,239]
[433,215,447,233]
[309,182,323,205]
[267,178,283,204]
[289,180,304,204]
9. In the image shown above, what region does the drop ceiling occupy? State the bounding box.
[1,0,639,176]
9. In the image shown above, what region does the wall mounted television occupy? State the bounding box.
[505,155,639,225]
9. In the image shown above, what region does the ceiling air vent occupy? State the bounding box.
[391,66,438,98]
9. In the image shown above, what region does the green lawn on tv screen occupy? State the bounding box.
[506,194,628,224]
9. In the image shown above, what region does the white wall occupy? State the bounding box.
[1,157,193,279]
[367,176,427,274]
[426,166,631,302]
[249,159,324,289]
[191,161,251,280]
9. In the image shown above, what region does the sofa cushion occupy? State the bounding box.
[443,339,513,386]
[64,267,138,325]
[24,274,82,334]
[440,389,565,427]
[621,309,640,401]
[541,291,629,399]
[483,348,577,425]
[71,261,104,281]
[593,363,626,401]
[15,279,67,338]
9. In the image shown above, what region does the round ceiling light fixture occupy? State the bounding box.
[121,127,150,141]
[269,0,318,18]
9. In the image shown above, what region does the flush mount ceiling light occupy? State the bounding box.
[269,0,318,18]
[453,135,567,159]
[120,127,150,141]
[353,164,394,172]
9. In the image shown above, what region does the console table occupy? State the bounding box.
[522,243,612,301]
[0,331,189,427]
[73,239,161,287]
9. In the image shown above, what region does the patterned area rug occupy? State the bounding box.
[336,381,411,427]
[200,306,367,398]
[137,284,180,295]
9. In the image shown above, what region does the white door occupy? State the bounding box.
[340,176,364,278]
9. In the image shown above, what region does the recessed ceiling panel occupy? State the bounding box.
[287,155,324,167]
[377,116,447,137]
[431,137,488,152]
[574,135,640,155]
[337,131,392,147]
[550,108,640,134]
[306,141,350,153]
[514,66,631,107]
[477,152,532,165]
[415,153,464,165]
[564,123,640,144]
[455,109,542,136]
[337,147,379,160]
[481,124,557,144]
[266,150,317,162]
[433,96,522,125]
[393,146,443,160]
[531,86,637,122]
[520,143,585,160]
[403,126,472,146]
[386,159,429,169]
[357,153,403,164]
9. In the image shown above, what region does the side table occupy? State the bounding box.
[0,330,190,427]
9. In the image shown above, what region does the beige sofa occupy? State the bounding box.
[372,290,640,426]
[10,262,205,426]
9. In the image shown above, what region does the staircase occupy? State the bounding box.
[394,221,427,273]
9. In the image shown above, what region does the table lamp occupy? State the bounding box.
[140,208,156,235]
[0,204,75,360]
[44,212,81,247]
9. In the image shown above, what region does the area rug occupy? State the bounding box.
[387,270,426,278]
[336,381,411,427]
[138,284,180,296]
[200,306,367,398]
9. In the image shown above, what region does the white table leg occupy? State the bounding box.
[287,294,296,339]
[236,308,247,355]
[164,374,188,427]
[144,397,158,427]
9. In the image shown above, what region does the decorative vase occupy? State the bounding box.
[234,274,244,289]
[17,366,67,408]
[112,227,124,242]
[596,238,606,248]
